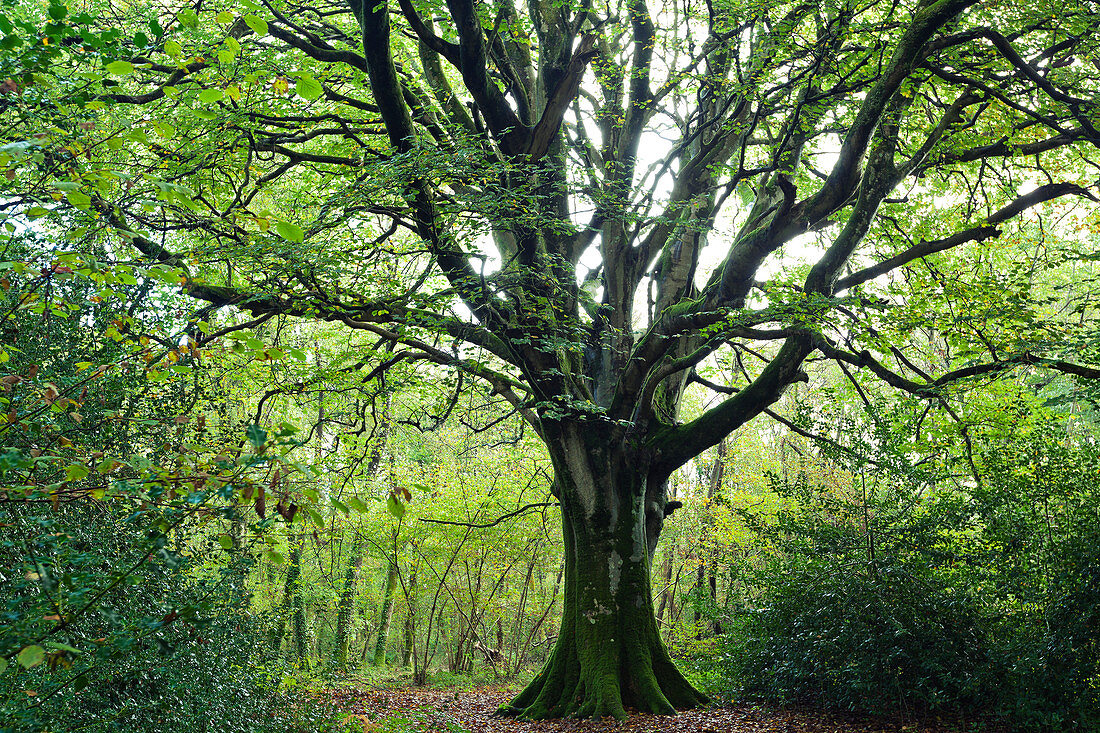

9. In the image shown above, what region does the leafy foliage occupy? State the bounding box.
[713,421,1100,731]
[0,238,314,730]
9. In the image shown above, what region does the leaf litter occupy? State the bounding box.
[320,685,1008,733]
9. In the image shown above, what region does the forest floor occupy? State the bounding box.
[319,684,1009,733]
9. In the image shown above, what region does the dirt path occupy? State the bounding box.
[322,685,1002,733]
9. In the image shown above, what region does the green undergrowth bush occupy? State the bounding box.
[711,430,1100,731]
[0,498,324,732]
[725,558,988,715]
[0,240,335,731]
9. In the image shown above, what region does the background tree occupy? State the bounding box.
[3,0,1100,719]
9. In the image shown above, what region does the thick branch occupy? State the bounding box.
[836,182,1096,291]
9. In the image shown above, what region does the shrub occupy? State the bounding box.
[716,430,1100,731]
[724,558,987,715]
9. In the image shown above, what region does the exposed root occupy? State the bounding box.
[501,635,706,720]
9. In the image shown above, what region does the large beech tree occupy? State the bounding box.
[4,0,1100,718]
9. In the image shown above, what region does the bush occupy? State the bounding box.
[0,499,288,732]
[0,241,313,731]
[715,430,1100,731]
[724,558,987,715]
[975,438,1100,730]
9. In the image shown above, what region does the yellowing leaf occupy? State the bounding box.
[16,646,45,669]
[275,221,303,242]
[65,464,89,481]
[243,14,268,36]
[295,74,322,101]
[105,60,134,76]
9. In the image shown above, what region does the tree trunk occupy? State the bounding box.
[270,533,302,654]
[401,568,417,668]
[655,551,673,626]
[696,439,727,639]
[333,534,365,671]
[290,534,310,669]
[503,427,707,719]
[372,560,398,666]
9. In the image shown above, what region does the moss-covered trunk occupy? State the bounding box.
[372,560,398,666]
[502,424,707,719]
[333,535,365,671]
[290,534,310,668]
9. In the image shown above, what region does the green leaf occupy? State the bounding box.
[133,31,149,47]
[105,60,134,76]
[243,14,268,36]
[295,74,322,101]
[65,190,91,209]
[177,8,198,28]
[0,657,7,674]
[346,496,369,513]
[306,506,325,528]
[386,494,405,520]
[330,498,349,516]
[65,463,89,481]
[16,645,44,669]
[198,88,223,104]
[217,534,234,550]
[245,424,267,448]
[193,108,217,120]
[152,121,175,139]
[163,39,182,57]
[44,642,81,654]
[274,221,303,242]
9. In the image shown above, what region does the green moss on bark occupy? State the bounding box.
[502,502,707,720]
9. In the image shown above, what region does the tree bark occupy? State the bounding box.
[372,560,399,666]
[333,534,365,671]
[401,568,417,669]
[502,426,707,719]
[270,532,303,654]
[290,534,310,668]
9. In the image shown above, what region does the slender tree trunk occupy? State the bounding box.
[507,557,537,673]
[655,552,673,626]
[402,608,414,667]
[270,533,303,654]
[709,568,721,636]
[372,560,399,666]
[503,426,707,720]
[333,534,365,671]
[404,569,420,679]
[696,439,727,639]
[694,561,705,639]
[708,442,726,636]
[334,403,389,671]
[290,534,310,668]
